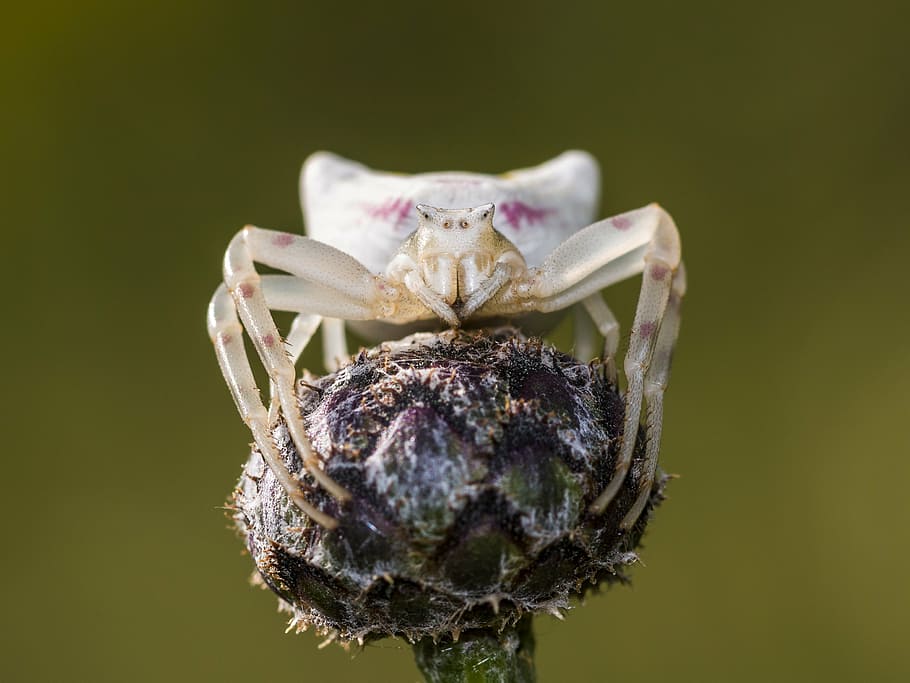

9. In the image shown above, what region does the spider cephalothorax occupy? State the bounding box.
[387,203,528,325]
[208,151,685,531]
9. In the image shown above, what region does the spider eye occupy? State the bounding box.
[421,212,430,220]
[460,220,469,228]
[442,220,451,229]
[482,211,489,219]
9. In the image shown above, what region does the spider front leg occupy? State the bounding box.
[515,204,684,526]
[210,227,402,527]
[208,286,337,528]
[621,262,686,529]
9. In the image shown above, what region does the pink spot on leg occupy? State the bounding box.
[219,333,233,345]
[649,264,669,281]
[611,215,632,231]
[272,232,295,247]
[262,333,276,348]
[238,283,255,299]
[498,201,554,230]
[638,321,657,338]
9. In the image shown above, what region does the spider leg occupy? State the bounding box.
[386,251,460,327]
[214,228,403,523]
[207,285,337,528]
[321,318,350,372]
[621,262,686,528]
[580,293,621,385]
[506,204,683,516]
[573,304,598,364]
[457,261,514,320]
[286,313,323,364]
[267,312,321,425]
[403,272,460,327]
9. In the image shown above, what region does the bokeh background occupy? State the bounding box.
[3,1,908,681]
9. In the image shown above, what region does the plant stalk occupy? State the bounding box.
[412,616,536,682]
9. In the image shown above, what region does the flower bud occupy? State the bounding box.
[232,328,667,644]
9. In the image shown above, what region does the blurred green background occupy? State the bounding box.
[3,1,908,681]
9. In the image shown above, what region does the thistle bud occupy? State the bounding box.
[232,327,667,644]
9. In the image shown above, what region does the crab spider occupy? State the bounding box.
[207,151,685,530]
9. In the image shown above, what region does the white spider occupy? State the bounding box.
[207,151,685,530]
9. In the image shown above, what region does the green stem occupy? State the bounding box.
[412,616,536,683]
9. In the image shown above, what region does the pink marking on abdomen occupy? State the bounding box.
[498,201,554,230]
[272,232,295,247]
[365,197,412,230]
[611,215,632,231]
